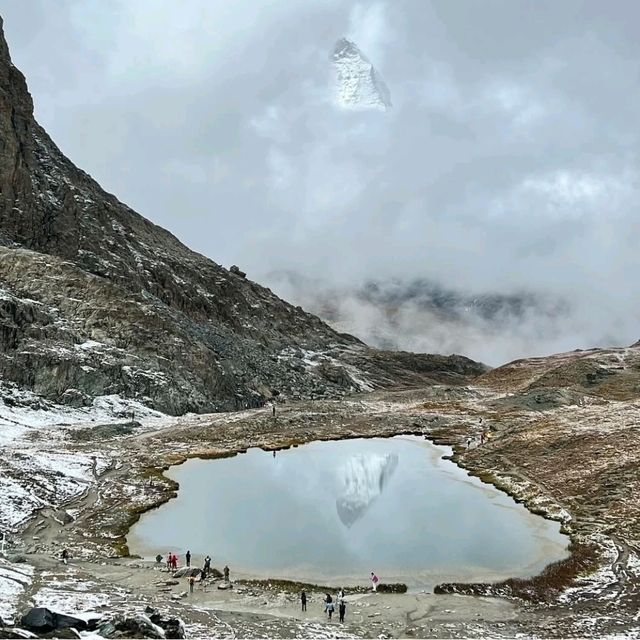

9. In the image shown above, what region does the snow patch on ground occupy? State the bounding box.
[559,535,619,603]
[0,382,168,532]
[0,557,34,624]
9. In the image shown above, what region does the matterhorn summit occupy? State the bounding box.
[331,38,392,111]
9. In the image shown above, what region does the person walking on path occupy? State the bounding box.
[189,576,195,594]
[223,565,230,582]
[339,600,346,623]
[272,403,276,418]
[370,572,379,592]
[203,555,211,578]
[186,550,191,567]
[166,553,172,571]
[301,590,307,612]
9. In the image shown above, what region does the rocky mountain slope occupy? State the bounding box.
[0,16,484,415]
[477,342,640,401]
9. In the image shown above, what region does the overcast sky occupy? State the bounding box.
[2,1,639,363]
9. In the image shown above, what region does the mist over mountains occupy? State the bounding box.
[269,273,580,366]
[2,1,639,364]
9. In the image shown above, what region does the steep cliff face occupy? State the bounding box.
[0,17,486,414]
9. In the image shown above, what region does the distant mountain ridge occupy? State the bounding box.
[0,16,485,414]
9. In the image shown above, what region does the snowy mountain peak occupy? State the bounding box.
[331,37,392,111]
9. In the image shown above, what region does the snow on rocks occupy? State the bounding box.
[0,557,34,624]
[0,382,168,533]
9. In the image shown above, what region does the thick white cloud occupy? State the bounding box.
[2,0,639,363]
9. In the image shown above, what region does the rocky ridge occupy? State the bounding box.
[0,16,483,415]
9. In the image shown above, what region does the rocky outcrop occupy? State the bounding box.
[0,16,485,413]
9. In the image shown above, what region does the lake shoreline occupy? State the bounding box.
[8,388,638,637]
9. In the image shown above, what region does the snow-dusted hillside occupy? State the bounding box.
[0,382,168,532]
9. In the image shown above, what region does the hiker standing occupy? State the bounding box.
[223,565,230,582]
[203,555,211,578]
[339,599,346,623]
[189,575,195,594]
[370,572,379,592]
[61,549,69,565]
[301,590,307,612]
[272,403,276,418]
[186,550,191,567]
[324,594,334,620]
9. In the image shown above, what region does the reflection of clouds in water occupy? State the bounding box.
[336,453,398,527]
[131,437,567,583]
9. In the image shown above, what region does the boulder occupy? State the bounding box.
[163,618,186,639]
[172,567,201,578]
[104,614,165,639]
[53,510,74,525]
[229,265,247,278]
[20,608,87,634]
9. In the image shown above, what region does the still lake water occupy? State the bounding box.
[128,436,568,587]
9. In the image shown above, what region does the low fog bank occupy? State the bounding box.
[269,272,637,367]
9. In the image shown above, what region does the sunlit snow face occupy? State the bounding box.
[335,452,398,527]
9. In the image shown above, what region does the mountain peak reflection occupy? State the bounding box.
[336,453,399,527]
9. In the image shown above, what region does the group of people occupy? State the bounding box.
[301,573,380,624]
[466,419,492,449]
[165,552,179,571]
[159,551,231,595]
[321,589,347,622]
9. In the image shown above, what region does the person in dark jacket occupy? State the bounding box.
[186,550,191,567]
[301,591,307,612]
[339,600,346,623]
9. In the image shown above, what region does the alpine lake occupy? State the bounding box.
[128,436,569,589]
